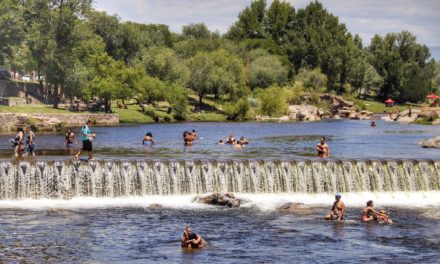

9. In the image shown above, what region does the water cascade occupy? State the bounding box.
[0,159,438,199]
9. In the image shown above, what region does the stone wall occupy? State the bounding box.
[0,113,119,133]
[0,80,40,98]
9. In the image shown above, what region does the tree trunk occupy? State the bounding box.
[104,98,111,113]
[53,84,59,109]
[135,98,146,112]
[198,93,203,108]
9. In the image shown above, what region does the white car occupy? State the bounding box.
[21,75,31,82]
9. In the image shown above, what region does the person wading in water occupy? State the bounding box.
[74,120,96,161]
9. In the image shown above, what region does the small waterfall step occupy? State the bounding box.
[0,159,438,199]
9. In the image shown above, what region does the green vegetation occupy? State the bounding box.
[360,100,419,114]
[1,0,439,122]
[0,104,72,114]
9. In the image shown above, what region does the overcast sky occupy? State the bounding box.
[94,0,440,59]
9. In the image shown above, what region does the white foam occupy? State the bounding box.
[0,192,438,210]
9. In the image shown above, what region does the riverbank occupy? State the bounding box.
[0,112,119,133]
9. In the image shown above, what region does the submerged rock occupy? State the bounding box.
[194,193,244,208]
[277,203,314,215]
[420,136,440,148]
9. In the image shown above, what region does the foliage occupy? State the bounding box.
[223,97,250,120]
[255,86,288,116]
[1,0,438,122]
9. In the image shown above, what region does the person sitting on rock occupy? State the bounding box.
[324,193,345,221]
[180,227,205,249]
[316,137,329,155]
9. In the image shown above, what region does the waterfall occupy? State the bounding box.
[0,159,438,199]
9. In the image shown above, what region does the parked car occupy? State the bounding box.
[21,75,31,82]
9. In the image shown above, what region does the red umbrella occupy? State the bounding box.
[426,93,440,99]
[384,99,395,103]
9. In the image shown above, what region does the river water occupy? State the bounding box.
[0,120,439,262]
[0,119,439,159]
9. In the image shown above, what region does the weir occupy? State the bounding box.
[0,159,439,199]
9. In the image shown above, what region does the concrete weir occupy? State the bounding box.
[0,159,438,199]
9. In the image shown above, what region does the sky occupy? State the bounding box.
[94,0,440,59]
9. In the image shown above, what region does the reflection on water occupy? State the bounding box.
[0,207,438,263]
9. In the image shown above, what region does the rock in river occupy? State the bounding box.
[419,136,440,148]
[277,203,314,215]
[194,193,244,208]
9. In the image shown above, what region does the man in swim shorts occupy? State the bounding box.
[324,193,345,221]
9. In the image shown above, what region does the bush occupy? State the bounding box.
[284,82,305,104]
[295,68,328,92]
[223,97,250,120]
[257,86,288,117]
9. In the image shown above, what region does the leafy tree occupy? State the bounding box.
[182,23,212,39]
[249,53,288,89]
[141,47,189,84]
[0,0,25,66]
[369,31,434,102]
[294,68,328,92]
[227,0,267,40]
[265,0,295,44]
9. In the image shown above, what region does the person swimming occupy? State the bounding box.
[324,193,345,221]
[370,121,376,127]
[65,128,77,147]
[238,136,249,145]
[180,226,205,249]
[225,133,234,144]
[143,132,155,145]
[183,130,196,146]
[232,139,244,149]
[362,200,392,223]
[218,139,225,145]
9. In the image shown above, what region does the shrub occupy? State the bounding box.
[224,97,250,120]
[258,86,288,117]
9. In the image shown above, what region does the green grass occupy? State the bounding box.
[189,112,227,122]
[0,104,73,114]
[360,100,419,114]
[113,105,155,123]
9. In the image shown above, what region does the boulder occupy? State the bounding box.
[419,136,440,148]
[396,114,419,123]
[288,105,323,121]
[194,193,243,208]
[333,114,341,120]
[432,118,440,125]
[277,203,314,215]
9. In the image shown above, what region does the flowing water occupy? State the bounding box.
[0,120,439,262]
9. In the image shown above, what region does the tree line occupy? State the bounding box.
[1,0,439,119]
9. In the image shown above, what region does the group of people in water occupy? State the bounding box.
[324,193,392,224]
[181,193,392,250]
[10,126,36,157]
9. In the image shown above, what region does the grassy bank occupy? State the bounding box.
[360,100,420,114]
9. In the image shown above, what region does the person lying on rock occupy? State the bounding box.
[180,226,205,249]
[324,193,345,221]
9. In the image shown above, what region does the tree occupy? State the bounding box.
[227,0,267,40]
[187,50,243,106]
[182,23,211,39]
[265,0,295,44]
[0,0,25,66]
[82,52,125,112]
[249,52,288,89]
[141,47,189,85]
[369,31,433,102]
[255,86,288,116]
[45,0,92,108]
